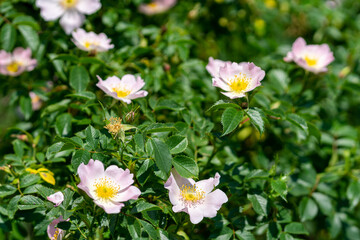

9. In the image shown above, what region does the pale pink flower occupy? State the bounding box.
[284,37,335,74]
[36,0,101,34]
[72,28,114,53]
[212,62,265,99]
[77,159,141,214]
[47,216,69,240]
[47,191,64,207]
[206,57,231,78]
[30,92,42,111]
[96,75,148,104]
[0,48,37,76]
[164,169,228,224]
[139,0,177,15]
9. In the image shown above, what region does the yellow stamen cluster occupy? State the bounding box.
[61,0,78,8]
[93,176,120,200]
[104,117,123,136]
[304,56,318,67]
[84,41,91,49]
[180,184,205,205]
[52,229,60,240]
[229,73,250,93]
[148,2,158,8]
[6,62,20,73]
[112,87,131,98]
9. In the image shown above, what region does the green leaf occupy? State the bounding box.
[137,219,158,239]
[20,96,33,120]
[279,233,295,240]
[0,24,16,51]
[347,180,360,209]
[247,194,268,216]
[271,179,288,201]
[207,100,241,112]
[246,107,266,135]
[284,222,309,235]
[131,200,161,213]
[20,174,40,188]
[308,122,321,142]
[13,16,40,30]
[312,192,333,216]
[70,65,90,92]
[85,125,100,150]
[210,226,233,240]
[165,135,188,154]
[235,230,255,240]
[286,113,308,135]
[18,25,39,52]
[173,155,198,178]
[145,123,176,133]
[55,113,72,136]
[71,150,90,172]
[0,185,17,198]
[299,197,318,221]
[63,188,74,208]
[67,91,96,100]
[154,99,185,111]
[221,107,244,136]
[46,142,65,159]
[150,138,172,174]
[18,195,44,210]
[8,195,21,219]
[245,169,269,180]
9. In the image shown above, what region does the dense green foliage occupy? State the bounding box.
[1,0,360,239]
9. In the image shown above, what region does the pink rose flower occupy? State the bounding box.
[72,28,114,53]
[47,191,64,207]
[77,159,141,214]
[206,57,231,78]
[47,216,69,240]
[36,0,101,34]
[0,48,37,76]
[96,75,148,104]
[284,37,335,74]
[139,0,177,15]
[30,91,43,111]
[165,169,228,224]
[212,62,265,99]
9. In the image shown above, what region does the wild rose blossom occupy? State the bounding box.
[139,0,177,15]
[96,75,148,104]
[284,37,335,74]
[77,159,141,214]
[36,0,101,34]
[0,48,37,76]
[72,28,114,53]
[212,61,265,99]
[47,216,68,240]
[164,169,228,224]
[206,57,231,78]
[47,191,64,207]
[30,92,42,111]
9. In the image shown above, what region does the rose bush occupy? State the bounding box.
[0,0,360,239]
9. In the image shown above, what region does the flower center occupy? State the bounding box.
[52,229,61,240]
[93,176,120,200]
[6,62,20,73]
[229,73,250,93]
[61,0,78,8]
[180,184,205,206]
[148,2,158,8]
[112,87,131,98]
[304,56,317,67]
[84,41,91,49]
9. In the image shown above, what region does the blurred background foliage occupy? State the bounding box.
[1,0,360,239]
